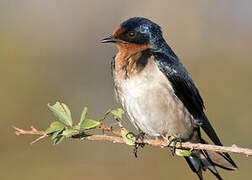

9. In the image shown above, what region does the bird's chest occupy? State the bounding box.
[114,57,167,102]
[113,58,193,138]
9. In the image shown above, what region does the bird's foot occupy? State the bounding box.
[126,131,145,158]
[167,136,183,156]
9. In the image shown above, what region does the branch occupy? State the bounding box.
[13,125,252,156]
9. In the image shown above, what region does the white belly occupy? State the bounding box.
[114,59,194,139]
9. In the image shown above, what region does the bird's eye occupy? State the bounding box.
[128,31,136,38]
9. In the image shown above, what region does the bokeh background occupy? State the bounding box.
[1,0,252,179]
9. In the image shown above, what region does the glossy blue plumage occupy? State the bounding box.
[105,17,237,179]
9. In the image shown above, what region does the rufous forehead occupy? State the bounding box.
[112,26,126,38]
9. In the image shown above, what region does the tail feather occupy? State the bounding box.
[185,153,223,180]
[201,115,237,169]
[184,138,237,179]
[205,150,237,170]
[200,139,237,170]
[185,156,203,180]
[199,152,223,180]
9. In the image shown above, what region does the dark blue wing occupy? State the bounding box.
[154,52,204,120]
[154,52,222,145]
[153,51,237,168]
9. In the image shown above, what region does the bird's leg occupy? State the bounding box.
[167,136,183,156]
[126,131,145,158]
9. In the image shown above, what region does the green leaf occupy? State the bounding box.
[62,128,79,138]
[167,136,191,156]
[51,131,61,140]
[168,136,174,141]
[104,109,112,116]
[121,128,135,146]
[110,108,125,119]
[77,107,88,130]
[80,132,88,138]
[175,149,192,157]
[53,135,64,145]
[51,127,65,139]
[45,121,65,134]
[80,119,101,130]
[48,102,73,127]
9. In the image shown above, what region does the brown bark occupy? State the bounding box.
[13,125,252,156]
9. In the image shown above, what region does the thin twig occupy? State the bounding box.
[13,126,48,144]
[13,125,252,156]
[13,125,46,136]
[97,124,121,136]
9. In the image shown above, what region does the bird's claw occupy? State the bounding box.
[167,136,183,156]
[126,131,145,158]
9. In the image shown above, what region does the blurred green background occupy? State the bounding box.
[1,0,252,179]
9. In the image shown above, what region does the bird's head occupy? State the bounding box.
[102,17,164,51]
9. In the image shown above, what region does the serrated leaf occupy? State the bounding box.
[53,135,64,145]
[175,149,192,157]
[110,108,125,119]
[80,119,101,130]
[48,102,73,126]
[77,107,88,130]
[45,121,65,134]
[62,128,79,138]
[121,128,135,146]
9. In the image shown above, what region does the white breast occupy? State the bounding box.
[113,57,194,139]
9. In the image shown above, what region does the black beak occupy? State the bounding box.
[101,35,126,43]
[101,36,116,43]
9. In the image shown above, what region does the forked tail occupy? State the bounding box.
[184,139,237,180]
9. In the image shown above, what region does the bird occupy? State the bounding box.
[101,17,237,179]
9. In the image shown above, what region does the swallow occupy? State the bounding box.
[102,17,237,179]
